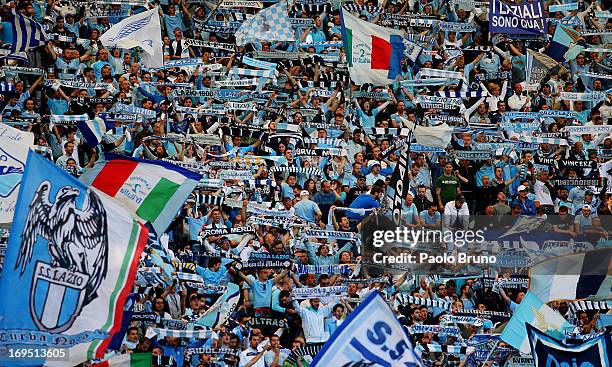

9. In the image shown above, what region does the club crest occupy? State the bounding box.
[15,181,109,333]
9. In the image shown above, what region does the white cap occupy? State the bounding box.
[517,185,528,192]
[300,190,310,197]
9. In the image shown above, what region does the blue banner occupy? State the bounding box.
[527,324,611,367]
[489,0,546,35]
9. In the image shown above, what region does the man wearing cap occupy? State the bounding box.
[294,190,323,226]
[443,194,470,230]
[574,190,599,216]
[511,185,536,216]
[366,160,384,187]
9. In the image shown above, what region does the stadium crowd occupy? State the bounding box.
[0,0,610,365]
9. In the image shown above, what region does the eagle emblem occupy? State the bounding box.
[15,181,108,332]
[108,13,153,43]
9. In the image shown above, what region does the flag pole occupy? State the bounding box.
[480,339,499,366]
[202,0,224,26]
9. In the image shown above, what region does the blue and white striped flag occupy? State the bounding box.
[235,1,296,46]
[9,10,48,53]
[77,117,114,146]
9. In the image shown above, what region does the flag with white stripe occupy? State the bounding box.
[77,117,114,147]
[9,10,48,53]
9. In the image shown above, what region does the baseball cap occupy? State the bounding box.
[300,190,310,197]
[582,204,591,210]
[517,185,528,192]
[456,194,466,202]
[368,160,382,168]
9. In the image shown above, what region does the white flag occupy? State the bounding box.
[311,292,422,367]
[400,118,453,148]
[0,136,30,226]
[99,8,163,68]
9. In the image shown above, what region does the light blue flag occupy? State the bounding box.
[501,291,572,354]
[311,291,422,367]
[188,216,205,241]
[235,1,296,46]
[196,283,240,329]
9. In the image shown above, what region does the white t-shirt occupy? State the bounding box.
[240,347,265,367]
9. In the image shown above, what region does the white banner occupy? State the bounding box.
[0,137,30,226]
[0,122,35,145]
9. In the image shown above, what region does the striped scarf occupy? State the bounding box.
[0,82,15,92]
[569,300,611,313]
[294,264,353,274]
[343,4,383,13]
[417,68,464,80]
[416,344,474,355]
[436,91,487,98]
[220,126,265,139]
[409,325,461,336]
[365,127,413,136]
[269,166,324,176]
[303,138,345,146]
[297,3,332,12]
[247,203,293,217]
[146,327,214,339]
[231,67,276,79]
[518,136,568,145]
[176,272,203,282]
[395,294,453,310]
[50,114,89,125]
[455,309,512,319]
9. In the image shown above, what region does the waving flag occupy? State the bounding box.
[9,10,48,53]
[341,9,419,86]
[0,151,148,365]
[99,8,163,68]
[235,1,296,46]
[501,292,572,354]
[77,117,114,147]
[311,291,422,367]
[80,153,202,234]
[527,324,611,367]
[0,136,30,226]
[526,49,567,84]
[196,283,240,328]
[529,248,612,302]
[546,24,586,62]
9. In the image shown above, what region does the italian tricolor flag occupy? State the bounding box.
[94,353,152,367]
[341,8,421,86]
[81,153,202,234]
